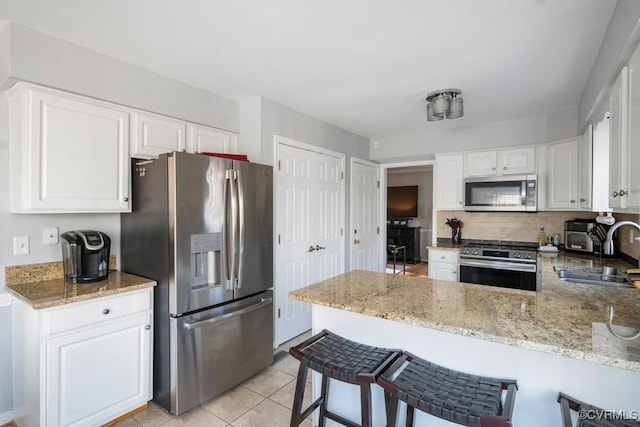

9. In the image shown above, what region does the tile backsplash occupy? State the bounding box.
[437,210,640,261]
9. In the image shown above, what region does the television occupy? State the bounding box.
[387,185,418,219]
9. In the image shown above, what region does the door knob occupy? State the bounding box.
[315,245,326,250]
[307,246,316,252]
[619,189,627,196]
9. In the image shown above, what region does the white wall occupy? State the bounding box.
[370,106,577,162]
[387,170,433,260]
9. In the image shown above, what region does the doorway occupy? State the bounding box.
[379,161,435,271]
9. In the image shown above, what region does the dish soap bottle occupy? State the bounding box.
[537,225,547,247]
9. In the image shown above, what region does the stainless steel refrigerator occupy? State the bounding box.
[121,151,273,415]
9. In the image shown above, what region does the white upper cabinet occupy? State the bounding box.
[464,146,535,177]
[546,138,579,210]
[187,124,238,154]
[434,153,464,209]
[131,111,187,159]
[8,83,131,213]
[608,66,629,210]
[625,49,640,211]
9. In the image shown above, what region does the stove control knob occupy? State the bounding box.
[473,250,479,255]
[525,254,531,259]
[515,253,521,258]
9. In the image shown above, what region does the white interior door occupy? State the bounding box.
[274,137,345,345]
[350,158,380,272]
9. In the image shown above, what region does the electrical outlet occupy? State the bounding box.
[13,236,30,255]
[43,227,59,245]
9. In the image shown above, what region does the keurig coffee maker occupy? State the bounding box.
[60,230,111,283]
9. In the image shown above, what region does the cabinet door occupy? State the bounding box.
[500,147,536,175]
[627,50,640,210]
[435,154,464,209]
[10,85,130,213]
[131,112,186,159]
[187,124,238,154]
[45,314,152,427]
[464,151,497,177]
[609,67,629,209]
[429,262,458,281]
[547,139,579,210]
[578,125,593,210]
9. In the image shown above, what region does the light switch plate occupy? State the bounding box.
[43,227,59,245]
[13,236,30,255]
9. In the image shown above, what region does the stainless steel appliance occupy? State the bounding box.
[564,219,604,255]
[121,152,273,415]
[459,240,541,291]
[464,175,537,212]
[60,230,111,283]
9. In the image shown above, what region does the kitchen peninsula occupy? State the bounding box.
[289,254,640,427]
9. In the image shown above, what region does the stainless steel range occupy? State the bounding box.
[459,240,541,291]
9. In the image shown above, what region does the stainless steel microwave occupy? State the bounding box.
[463,175,537,212]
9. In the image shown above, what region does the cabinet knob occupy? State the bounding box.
[123,197,129,202]
[308,246,316,252]
[619,189,627,196]
[580,198,586,202]
[145,325,151,330]
[492,167,496,171]
[570,200,575,204]
[612,191,618,198]
[503,166,507,170]
[103,308,110,315]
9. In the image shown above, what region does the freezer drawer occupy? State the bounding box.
[170,291,273,415]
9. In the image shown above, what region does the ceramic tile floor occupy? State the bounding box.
[113,330,313,427]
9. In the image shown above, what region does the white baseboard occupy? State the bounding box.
[0,410,15,425]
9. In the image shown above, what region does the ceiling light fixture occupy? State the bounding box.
[426,89,463,121]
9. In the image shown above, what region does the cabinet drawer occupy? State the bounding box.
[44,289,152,336]
[428,250,459,264]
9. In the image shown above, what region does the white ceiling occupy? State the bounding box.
[0,0,617,139]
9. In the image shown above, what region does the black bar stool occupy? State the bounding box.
[289,329,401,427]
[377,352,518,427]
[558,392,638,427]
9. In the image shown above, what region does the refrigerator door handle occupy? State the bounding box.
[223,170,233,289]
[236,169,245,289]
[182,297,273,330]
[229,169,239,289]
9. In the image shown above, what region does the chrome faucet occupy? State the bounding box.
[603,220,640,255]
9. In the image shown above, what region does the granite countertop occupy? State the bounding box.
[7,271,156,309]
[289,252,640,371]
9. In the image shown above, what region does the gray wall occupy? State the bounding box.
[370,106,578,162]
[579,0,640,130]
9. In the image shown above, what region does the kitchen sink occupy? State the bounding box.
[554,266,632,288]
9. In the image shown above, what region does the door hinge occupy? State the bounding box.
[278,160,281,171]
[377,180,380,188]
[377,227,380,234]
[278,234,281,244]
[341,171,344,180]
[340,228,343,236]
[278,308,281,318]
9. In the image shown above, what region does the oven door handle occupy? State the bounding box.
[459,259,537,273]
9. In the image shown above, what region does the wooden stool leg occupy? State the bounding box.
[405,406,414,427]
[384,391,398,427]
[290,362,309,427]
[360,384,372,427]
[318,374,330,427]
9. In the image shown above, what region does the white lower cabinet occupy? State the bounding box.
[428,249,459,281]
[13,288,153,427]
